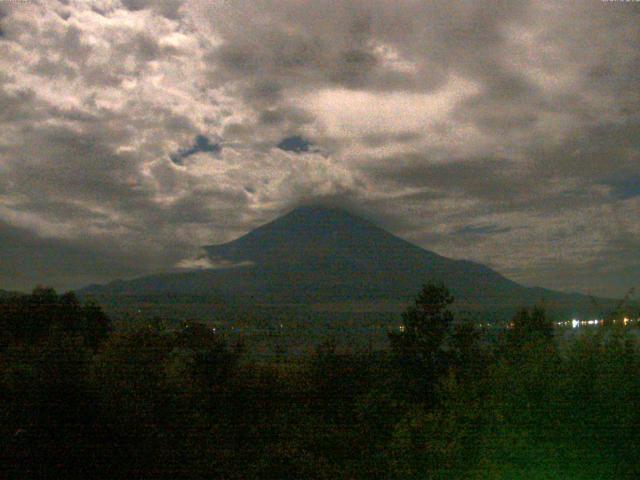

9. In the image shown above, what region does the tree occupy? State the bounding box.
[389,281,454,404]
[0,287,112,351]
[505,306,554,352]
[448,320,485,381]
[79,301,112,351]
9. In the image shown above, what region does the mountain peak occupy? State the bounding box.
[203,204,383,265]
[271,205,375,230]
[278,204,370,222]
[287,205,348,215]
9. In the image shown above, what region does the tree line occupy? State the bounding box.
[1,284,639,478]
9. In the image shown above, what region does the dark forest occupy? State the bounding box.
[2,285,639,479]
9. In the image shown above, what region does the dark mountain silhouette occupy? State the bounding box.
[79,206,607,317]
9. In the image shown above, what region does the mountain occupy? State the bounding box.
[79,206,606,318]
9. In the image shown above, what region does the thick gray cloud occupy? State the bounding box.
[0,0,638,297]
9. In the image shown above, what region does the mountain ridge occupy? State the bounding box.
[79,206,611,317]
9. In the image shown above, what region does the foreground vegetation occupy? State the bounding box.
[1,285,639,479]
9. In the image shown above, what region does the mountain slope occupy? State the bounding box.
[203,206,523,303]
[79,206,605,316]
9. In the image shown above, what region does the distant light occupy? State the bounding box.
[399,325,406,332]
[624,317,629,326]
[572,319,580,329]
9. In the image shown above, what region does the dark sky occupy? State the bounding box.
[0,0,638,297]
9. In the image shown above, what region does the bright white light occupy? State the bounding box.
[572,319,580,329]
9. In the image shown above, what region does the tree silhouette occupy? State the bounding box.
[389,281,454,404]
[505,306,554,351]
[0,287,112,351]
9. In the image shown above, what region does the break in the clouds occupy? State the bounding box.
[170,134,221,165]
[0,0,638,297]
[277,135,312,153]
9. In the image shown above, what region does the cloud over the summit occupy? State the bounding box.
[0,0,638,296]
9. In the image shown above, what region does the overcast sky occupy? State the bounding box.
[0,0,638,297]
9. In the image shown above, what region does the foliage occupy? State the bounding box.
[1,284,640,478]
[505,306,554,351]
[389,281,455,404]
[0,287,111,351]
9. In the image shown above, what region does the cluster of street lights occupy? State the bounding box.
[559,317,637,329]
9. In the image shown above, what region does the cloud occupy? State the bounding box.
[0,0,638,297]
[175,256,254,270]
